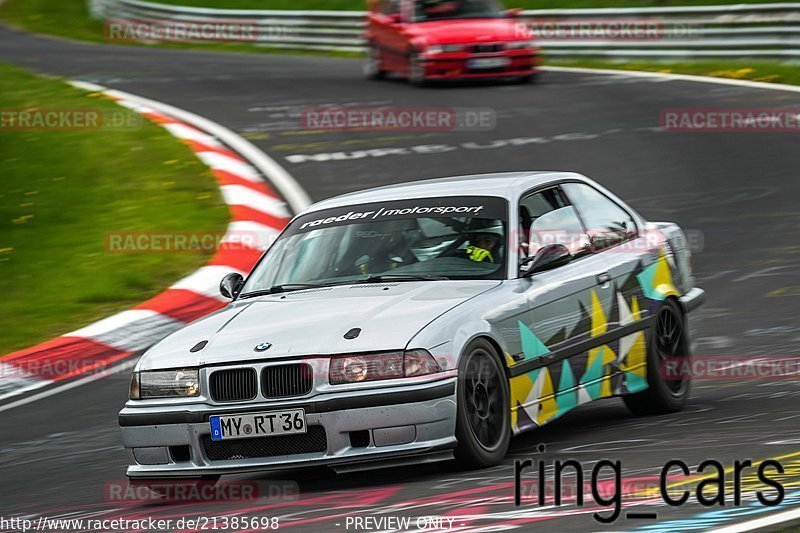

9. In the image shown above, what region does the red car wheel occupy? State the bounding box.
[409,51,427,87]
[364,44,385,80]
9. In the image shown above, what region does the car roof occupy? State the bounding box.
[303,171,587,214]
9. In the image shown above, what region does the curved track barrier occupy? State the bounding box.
[92,0,800,59]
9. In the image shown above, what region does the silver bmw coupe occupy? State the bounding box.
[120,172,704,483]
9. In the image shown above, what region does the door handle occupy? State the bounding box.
[596,272,611,286]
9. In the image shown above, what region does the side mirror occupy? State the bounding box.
[387,13,403,24]
[521,244,572,277]
[220,272,245,300]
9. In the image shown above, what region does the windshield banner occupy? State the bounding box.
[286,196,508,235]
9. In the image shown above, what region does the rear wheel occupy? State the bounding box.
[623,299,691,415]
[454,339,510,467]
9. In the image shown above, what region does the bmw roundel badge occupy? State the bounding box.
[254,342,273,352]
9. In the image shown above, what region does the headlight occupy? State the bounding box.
[329,350,442,385]
[424,44,462,55]
[130,369,201,399]
[506,40,536,50]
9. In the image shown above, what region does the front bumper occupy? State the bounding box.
[679,287,705,314]
[120,378,457,478]
[421,51,540,79]
[680,287,706,352]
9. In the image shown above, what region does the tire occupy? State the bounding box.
[623,299,691,415]
[409,51,428,87]
[518,72,538,84]
[363,44,385,80]
[454,338,511,468]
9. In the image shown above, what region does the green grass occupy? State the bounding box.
[154,0,792,9]
[0,63,229,355]
[0,0,106,43]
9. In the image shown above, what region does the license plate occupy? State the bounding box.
[210,409,306,441]
[468,57,510,69]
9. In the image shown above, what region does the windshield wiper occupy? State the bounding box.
[239,284,328,299]
[362,274,450,283]
[240,277,449,298]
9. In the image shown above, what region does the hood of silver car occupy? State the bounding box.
[137,280,500,370]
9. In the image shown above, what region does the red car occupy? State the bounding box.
[364,0,540,85]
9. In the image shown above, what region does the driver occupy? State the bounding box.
[463,223,503,263]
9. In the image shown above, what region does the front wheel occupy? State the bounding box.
[409,52,428,87]
[364,44,385,80]
[623,299,691,415]
[454,339,510,468]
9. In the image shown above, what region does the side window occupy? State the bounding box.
[561,183,637,252]
[519,187,591,260]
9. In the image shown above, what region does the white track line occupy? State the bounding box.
[197,151,263,182]
[0,360,136,414]
[223,220,281,250]
[162,123,224,148]
[65,309,162,339]
[0,365,53,402]
[542,66,800,94]
[220,184,291,218]
[708,506,800,533]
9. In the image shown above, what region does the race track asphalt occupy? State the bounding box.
[2,24,800,532]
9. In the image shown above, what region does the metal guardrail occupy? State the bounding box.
[92,0,800,60]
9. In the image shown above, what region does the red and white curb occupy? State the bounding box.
[0,82,310,402]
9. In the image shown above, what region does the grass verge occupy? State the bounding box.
[0,63,229,355]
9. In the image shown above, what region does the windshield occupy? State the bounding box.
[241,196,508,295]
[413,0,505,22]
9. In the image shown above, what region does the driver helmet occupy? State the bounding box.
[465,221,503,250]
